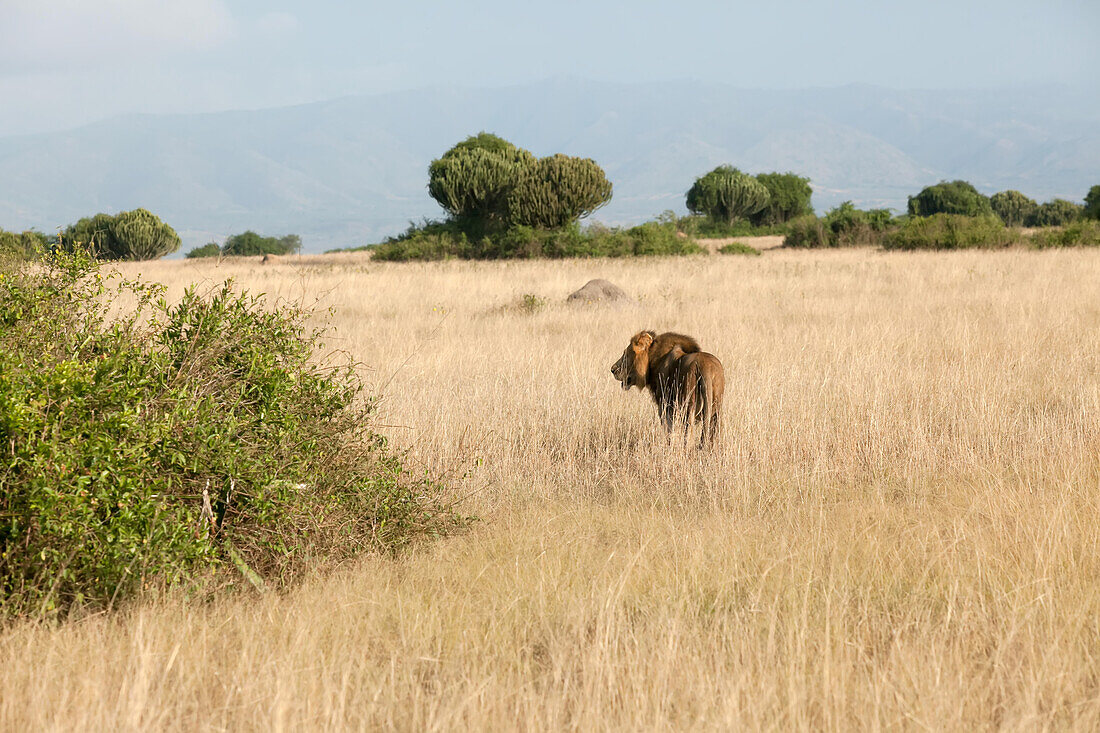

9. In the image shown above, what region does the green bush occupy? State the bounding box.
[1026,199,1083,227]
[0,250,460,616]
[882,214,1019,250]
[782,204,894,248]
[782,215,829,248]
[0,229,48,261]
[222,231,301,257]
[717,241,762,256]
[823,202,894,246]
[62,213,116,256]
[1029,219,1100,248]
[990,190,1037,227]
[1085,185,1100,221]
[908,181,994,218]
[686,166,770,225]
[62,209,180,261]
[750,172,813,226]
[185,242,222,259]
[368,219,701,261]
[674,215,789,238]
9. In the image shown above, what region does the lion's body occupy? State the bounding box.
[611,331,724,447]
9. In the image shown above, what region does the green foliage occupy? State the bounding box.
[1026,199,1083,227]
[1029,219,1100,248]
[782,215,829,248]
[110,208,181,260]
[750,172,813,226]
[908,180,994,218]
[0,229,48,261]
[62,209,180,261]
[717,241,762,256]
[823,202,894,246]
[0,250,460,616]
[882,214,1019,250]
[506,154,613,229]
[686,166,770,225]
[62,213,116,256]
[446,131,518,157]
[782,204,894,248]
[222,231,302,257]
[185,242,222,259]
[674,214,790,238]
[370,219,701,261]
[427,138,535,223]
[990,190,1037,227]
[1084,185,1100,221]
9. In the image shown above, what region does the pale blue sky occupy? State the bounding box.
[1,0,1097,136]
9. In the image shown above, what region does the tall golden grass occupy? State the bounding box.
[2,247,1099,730]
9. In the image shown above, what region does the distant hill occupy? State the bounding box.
[0,79,1096,253]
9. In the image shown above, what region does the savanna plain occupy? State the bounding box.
[3,244,1100,731]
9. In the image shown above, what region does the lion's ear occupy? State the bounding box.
[631,331,653,352]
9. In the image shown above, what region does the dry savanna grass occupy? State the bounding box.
[3,245,1100,730]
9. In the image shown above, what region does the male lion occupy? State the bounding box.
[610,331,725,447]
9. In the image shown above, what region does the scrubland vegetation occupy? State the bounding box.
[0,250,459,616]
[1,245,1099,729]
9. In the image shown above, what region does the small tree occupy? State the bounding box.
[109,208,181,260]
[686,166,770,225]
[990,190,1037,227]
[506,154,613,229]
[1083,185,1100,221]
[222,231,300,257]
[0,229,48,260]
[62,213,116,256]
[750,172,813,225]
[185,242,222,259]
[908,180,993,217]
[427,134,535,224]
[62,209,180,261]
[1026,199,1083,227]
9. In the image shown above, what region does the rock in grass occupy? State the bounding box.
[566,279,634,306]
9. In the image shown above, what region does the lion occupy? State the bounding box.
[610,331,725,447]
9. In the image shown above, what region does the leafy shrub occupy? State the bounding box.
[674,215,789,238]
[1085,185,1100,221]
[717,241,762,256]
[908,180,994,218]
[222,231,301,257]
[823,202,895,247]
[882,214,1019,250]
[62,209,181,261]
[750,172,813,226]
[0,249,460,616]
[369,219,701,261]
[0,229,48,260]
[1026,199,1083,227]
[686,166,770,225]
[185,242,222,259]
[990,190,1037,227]
[782,205,894,248]
[783,215,829,248]
[1029,219,1100,248]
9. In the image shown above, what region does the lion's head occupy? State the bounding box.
[610,331,653,391]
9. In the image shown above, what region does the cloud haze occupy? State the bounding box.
[0,0,1096,136]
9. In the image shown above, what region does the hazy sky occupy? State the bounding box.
[1,0,1097,136]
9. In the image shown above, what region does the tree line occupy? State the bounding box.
[4,131,1099,261]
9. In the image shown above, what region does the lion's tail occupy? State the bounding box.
[697,358,723,447]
